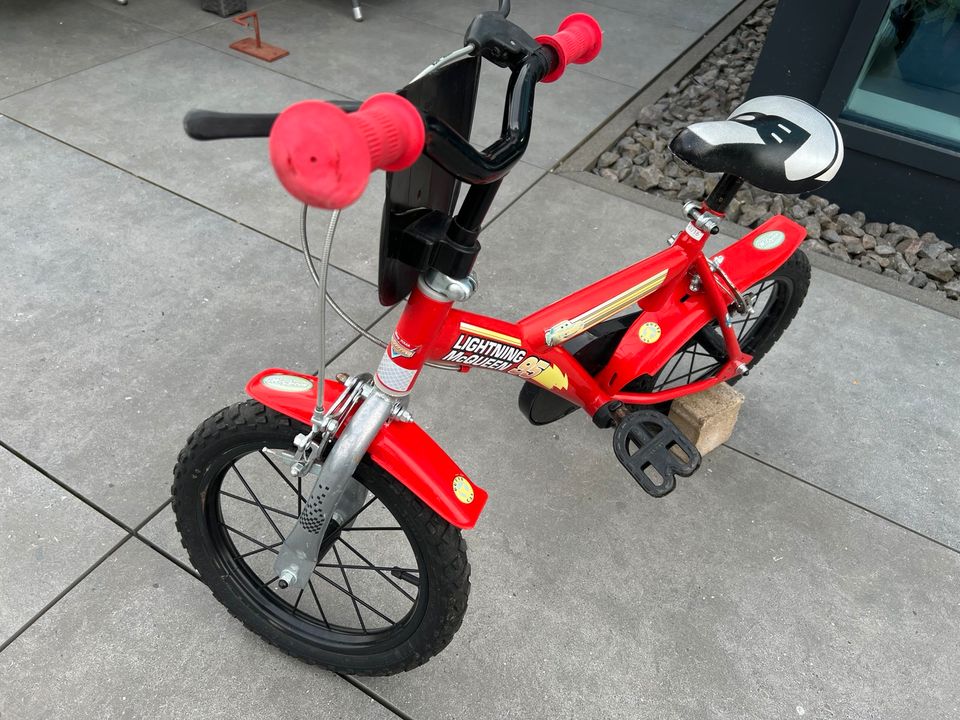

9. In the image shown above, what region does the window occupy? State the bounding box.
[844,0,960,149]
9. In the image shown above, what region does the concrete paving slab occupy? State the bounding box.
[83,0,281,35]
[0,540,397,720]
[0,34,543,268]
[463,172,960,548]
[187,0,464,100]
[312,310,960,719]
[728,270,960,548]
[589,0,742,32]
[0,449,125,643]
[362,0,492,33]
[0,38,352,251]
[187,0,637,170]
[0,0,173,100]
[365,0,736,41]
[0,117,381,526]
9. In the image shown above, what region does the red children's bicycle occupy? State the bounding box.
[173,1,843,675]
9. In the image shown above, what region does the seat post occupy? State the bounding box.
[704,173,744,214]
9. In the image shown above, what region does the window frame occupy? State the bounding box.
[819,0,960,181]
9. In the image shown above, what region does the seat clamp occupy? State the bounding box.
[682,201,721,235]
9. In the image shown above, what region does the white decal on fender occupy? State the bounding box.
[753,230,786,251]
[261,374,314,393]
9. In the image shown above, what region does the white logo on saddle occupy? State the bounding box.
[261,374,314,393]
[752,230,785,251]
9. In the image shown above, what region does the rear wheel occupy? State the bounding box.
[518,250,811,423]
[625,249,810,397]
[172,400,470,675]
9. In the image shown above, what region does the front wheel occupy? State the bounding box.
[172,400,470,675]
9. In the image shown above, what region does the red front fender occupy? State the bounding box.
[245,368,487,529]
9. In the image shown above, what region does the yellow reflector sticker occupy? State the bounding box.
[639,322,662,344]
[452,475,474,504]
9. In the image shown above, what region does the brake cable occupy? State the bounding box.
[299,204,460,372]
[298,42,497,377]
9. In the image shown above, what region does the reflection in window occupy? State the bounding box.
[844,0,960,149]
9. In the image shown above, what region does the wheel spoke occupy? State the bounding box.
[308,579,331,628]
[338,538,416,602]
[259,450,308,507]
[312,569,396,626]
[232,466,286,542]
[333,496,378,533]
[222,523,280,554]
[220,490,299,519]
[239,541,283,559]
[315,563,418,573]
[332,545,367,632]
[340,526,403,532]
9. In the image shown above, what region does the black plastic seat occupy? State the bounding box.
[670,95,844,195]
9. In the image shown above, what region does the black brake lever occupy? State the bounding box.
[183,101,362,141]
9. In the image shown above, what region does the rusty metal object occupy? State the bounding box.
[229,12,289,62]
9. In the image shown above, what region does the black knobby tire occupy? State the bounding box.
[172,400,470,675]
[625,248,811,397]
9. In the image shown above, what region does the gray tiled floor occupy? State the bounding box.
[1,1,173,99]
[0,116,382,526]
[305,308,960,720]
[0,540,397,720]
[2,0,959,717]
[0,449,125,642]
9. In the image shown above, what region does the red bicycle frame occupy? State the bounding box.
[248,213,806,530]
[374,214,806,414]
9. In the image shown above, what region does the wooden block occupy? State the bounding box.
[668,382,745,456]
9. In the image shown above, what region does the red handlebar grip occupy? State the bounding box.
[269,93,425,210]
[535,13,603,83]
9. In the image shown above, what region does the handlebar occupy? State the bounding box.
[182,12,602,209]
[535,13,603,83]
[183,101,361,141]
[269,94,425,209]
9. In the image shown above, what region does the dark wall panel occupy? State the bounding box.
[748,0,959,242]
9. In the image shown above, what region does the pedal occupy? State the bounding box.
[612,410,701,497]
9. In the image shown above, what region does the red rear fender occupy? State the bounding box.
[245,368,486,529]
[596,215,807,392]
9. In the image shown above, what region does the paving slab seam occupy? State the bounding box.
[0,497,171,653]
[367,0,715,52]
[0,436,207,569]
[723,442,960,558]
[481,168,550,230]
[336,673,417,720]
[0,438,146,535]
[179,15,456,100]
[0,115,379,291]
[178,33,364,99]
[562,168,960,320]
[0,436,419,719]
[0,35,178,104]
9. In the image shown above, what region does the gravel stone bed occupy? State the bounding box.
[592,0,960,301]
